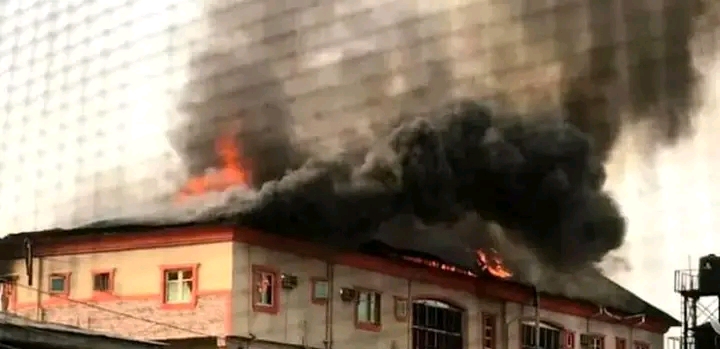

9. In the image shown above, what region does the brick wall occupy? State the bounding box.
[15,296,226,341]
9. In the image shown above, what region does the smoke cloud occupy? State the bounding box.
[154,0,670,275]
[164,95,624,270]
[545,0,703,161]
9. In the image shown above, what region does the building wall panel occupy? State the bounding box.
[6,242,233,340]
[230,242,664,349]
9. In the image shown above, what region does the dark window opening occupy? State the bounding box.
[412,299,464,349]
[580,334,605,349]
[254,271,275,306]
[483,314,497,349]
[93,272,111,292]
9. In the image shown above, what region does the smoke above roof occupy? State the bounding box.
[76,0,704,284]
[166,80,625,270]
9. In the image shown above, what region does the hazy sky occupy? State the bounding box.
[0,0,201,228]
[605,58,720,328]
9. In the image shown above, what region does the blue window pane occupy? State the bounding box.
[50,277,66,292]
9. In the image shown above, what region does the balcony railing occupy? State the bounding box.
[675,269,700,294]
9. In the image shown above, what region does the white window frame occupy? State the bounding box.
[356,290,381,325]
[521,321,562,349]
[164,269,193,304]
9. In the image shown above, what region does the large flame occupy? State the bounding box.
[476,248,513,279]
[175,131,252,202]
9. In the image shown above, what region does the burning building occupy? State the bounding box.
[0,219,678,349]
[0,99,680,349]
[0,0,708,345]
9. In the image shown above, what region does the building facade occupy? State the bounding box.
[0,226,673,349]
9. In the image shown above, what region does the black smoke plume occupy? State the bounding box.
[167,95,624,270]
[519,0,704,160]
[162,1,626,272]
[167,49,303,188]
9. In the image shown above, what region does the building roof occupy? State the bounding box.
[0,217,680,330]
[0,312,165,349]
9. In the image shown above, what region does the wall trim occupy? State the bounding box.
[24,225,672,334]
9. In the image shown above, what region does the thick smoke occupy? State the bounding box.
[524,0,705,160]
[167,50,303,188]
[161,0,627,272]
[168,95,624,270]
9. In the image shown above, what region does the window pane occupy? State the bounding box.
[357,293,369,321]
[166,281,180,303]
[166,271,179,281]
[263,277,273,304]
[370,293,380,323]
[314,280,328,299]
[93,273,110,291]
[50,276,65,292]
[181,269,192,280]
[181,280,193,301]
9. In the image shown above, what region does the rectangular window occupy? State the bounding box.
[616,338,626,349]
[0,279,17,311]
[160,264,199,309]
[566,331,576,349]
[521,323,562,349]
[252,265,279,314]
[581,334,605,349]
[164,269,194,303]
[255,272,275,305]
[483,313,497,349]
[355,290,381,331]
[394,296,408,321]
[311,278,329,304]
[633,342,650,349]
[92,272,112,292]
[49,273,69,295]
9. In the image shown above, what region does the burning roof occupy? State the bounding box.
[162,99,625,270]
[0,98,676,325]
[0,218,677,327]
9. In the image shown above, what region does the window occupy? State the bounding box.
[160,264,198,309]
[581,335,605,349]
[616,338,626,349]
[311,278,329,304]
[252,265,279,314]
[412,299,463,349]
[394,296,408,321]
[355,289,381,331]
[566,331,576,349]
[0,278,17,311]
[92,269,114,292]
[521,322,562,349]
[49,273,70,295]
[633,341,650,349]
[483,313,496,349]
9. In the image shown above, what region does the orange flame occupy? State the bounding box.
[476,248,513,279]
[175,131,252,202]
[402,248,513,280]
